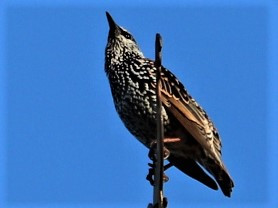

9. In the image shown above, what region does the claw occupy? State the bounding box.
[146,163,172,185]
[148,141,157,161]
[147,138,178,188]
[146,168,155,186]
[148,163,154,168]
[148,137,180,161]
[163,173,169,183]
[149,142,170,161]
[163,148,170,160]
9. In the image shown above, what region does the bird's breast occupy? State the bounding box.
[107,66,170,145]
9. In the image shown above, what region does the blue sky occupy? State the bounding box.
[0,0,277,207]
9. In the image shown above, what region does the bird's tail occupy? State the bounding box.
[169,154,234,197]
[169,155,219,191]
[199,157,234,197]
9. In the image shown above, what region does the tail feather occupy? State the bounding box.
[169,155,234,197]
[216,169,234,197]
[169,155,218,191]
[199,157,234,197]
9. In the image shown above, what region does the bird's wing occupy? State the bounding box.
[151,66,223,163]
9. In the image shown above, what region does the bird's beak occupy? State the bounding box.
[106,12,119,33]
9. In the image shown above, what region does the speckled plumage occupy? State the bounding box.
[104,12,234,197]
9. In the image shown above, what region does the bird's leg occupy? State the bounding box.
[146,161,170,185]
[164,162,173,171]
[163,137,180,160]
[148,137,181,160]
[146,138,180,185]
[161,138,179,183]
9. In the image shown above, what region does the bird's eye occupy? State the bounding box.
[123,33,131,39]
[121,30,131,39]
[120,29,136,42]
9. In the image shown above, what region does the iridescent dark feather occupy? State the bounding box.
[104,12,234,197]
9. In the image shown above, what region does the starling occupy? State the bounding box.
[104,12,234,197]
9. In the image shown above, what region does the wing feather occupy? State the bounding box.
[158,67,223,163]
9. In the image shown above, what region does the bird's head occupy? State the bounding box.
[105,12,144,63]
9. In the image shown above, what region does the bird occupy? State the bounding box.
[104,12,234,197]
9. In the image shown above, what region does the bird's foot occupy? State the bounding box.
[146,162,172,186]
[148,145,170,161]
[148,137,180,160]
[146,163,155,185]
[147,138,179,186]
